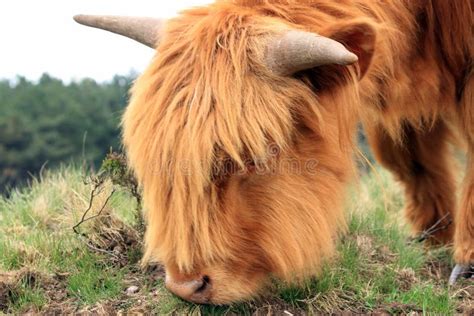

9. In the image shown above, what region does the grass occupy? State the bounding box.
[7,281,47,313]
[0,166,472,314]
[66,251,125,304]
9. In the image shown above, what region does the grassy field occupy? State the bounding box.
[0,166,472,314]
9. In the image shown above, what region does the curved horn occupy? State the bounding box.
[73,15,164,48]
[265,30,358,75]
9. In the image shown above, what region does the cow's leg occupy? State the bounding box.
[450,154,474,283]
[366,120,456,244]
[451,77,474,283]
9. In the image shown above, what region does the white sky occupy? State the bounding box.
[0,0,212,82]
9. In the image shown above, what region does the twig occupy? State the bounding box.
[82,237,121,261]
[73,188,116,235]
[73,151,144,262]
[81,189,115,225]
[413,213,452,243]
[72,184,122,261]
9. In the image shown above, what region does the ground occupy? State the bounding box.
[0,166,473,315]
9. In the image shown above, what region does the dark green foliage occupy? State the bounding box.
[0,73,135,192]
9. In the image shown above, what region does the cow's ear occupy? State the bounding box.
[324,20,377,79]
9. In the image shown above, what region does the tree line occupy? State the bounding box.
[0,73,135,192]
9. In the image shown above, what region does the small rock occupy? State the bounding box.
[126,285,139,295]
[113,246,124,254]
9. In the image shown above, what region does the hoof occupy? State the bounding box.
[448,264,474,285]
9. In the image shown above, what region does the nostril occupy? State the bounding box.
[195,275,210,293]
[165,273,212,303]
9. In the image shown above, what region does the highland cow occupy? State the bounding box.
[75,0,473,304]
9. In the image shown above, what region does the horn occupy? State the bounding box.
[73,15,164,48]
[265,30,358,75]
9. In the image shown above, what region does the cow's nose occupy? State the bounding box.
[165,274,212,304]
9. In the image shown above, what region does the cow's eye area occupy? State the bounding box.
[211,156,259,185]
[211,156,240,184]
[244,159,257,174]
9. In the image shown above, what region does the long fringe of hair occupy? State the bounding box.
[122,0,472,277]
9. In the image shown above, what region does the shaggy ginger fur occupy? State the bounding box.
[122,0,473,304]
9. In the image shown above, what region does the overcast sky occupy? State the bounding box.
[0,0,212,82]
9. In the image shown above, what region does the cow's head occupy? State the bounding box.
[75,2,376,304]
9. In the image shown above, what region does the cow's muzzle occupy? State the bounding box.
[165,273,212,304]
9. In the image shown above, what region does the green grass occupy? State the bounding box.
[66,254,124,304]
[7,281,48,313]
[0,166,138,313]
[0,166,471,314]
